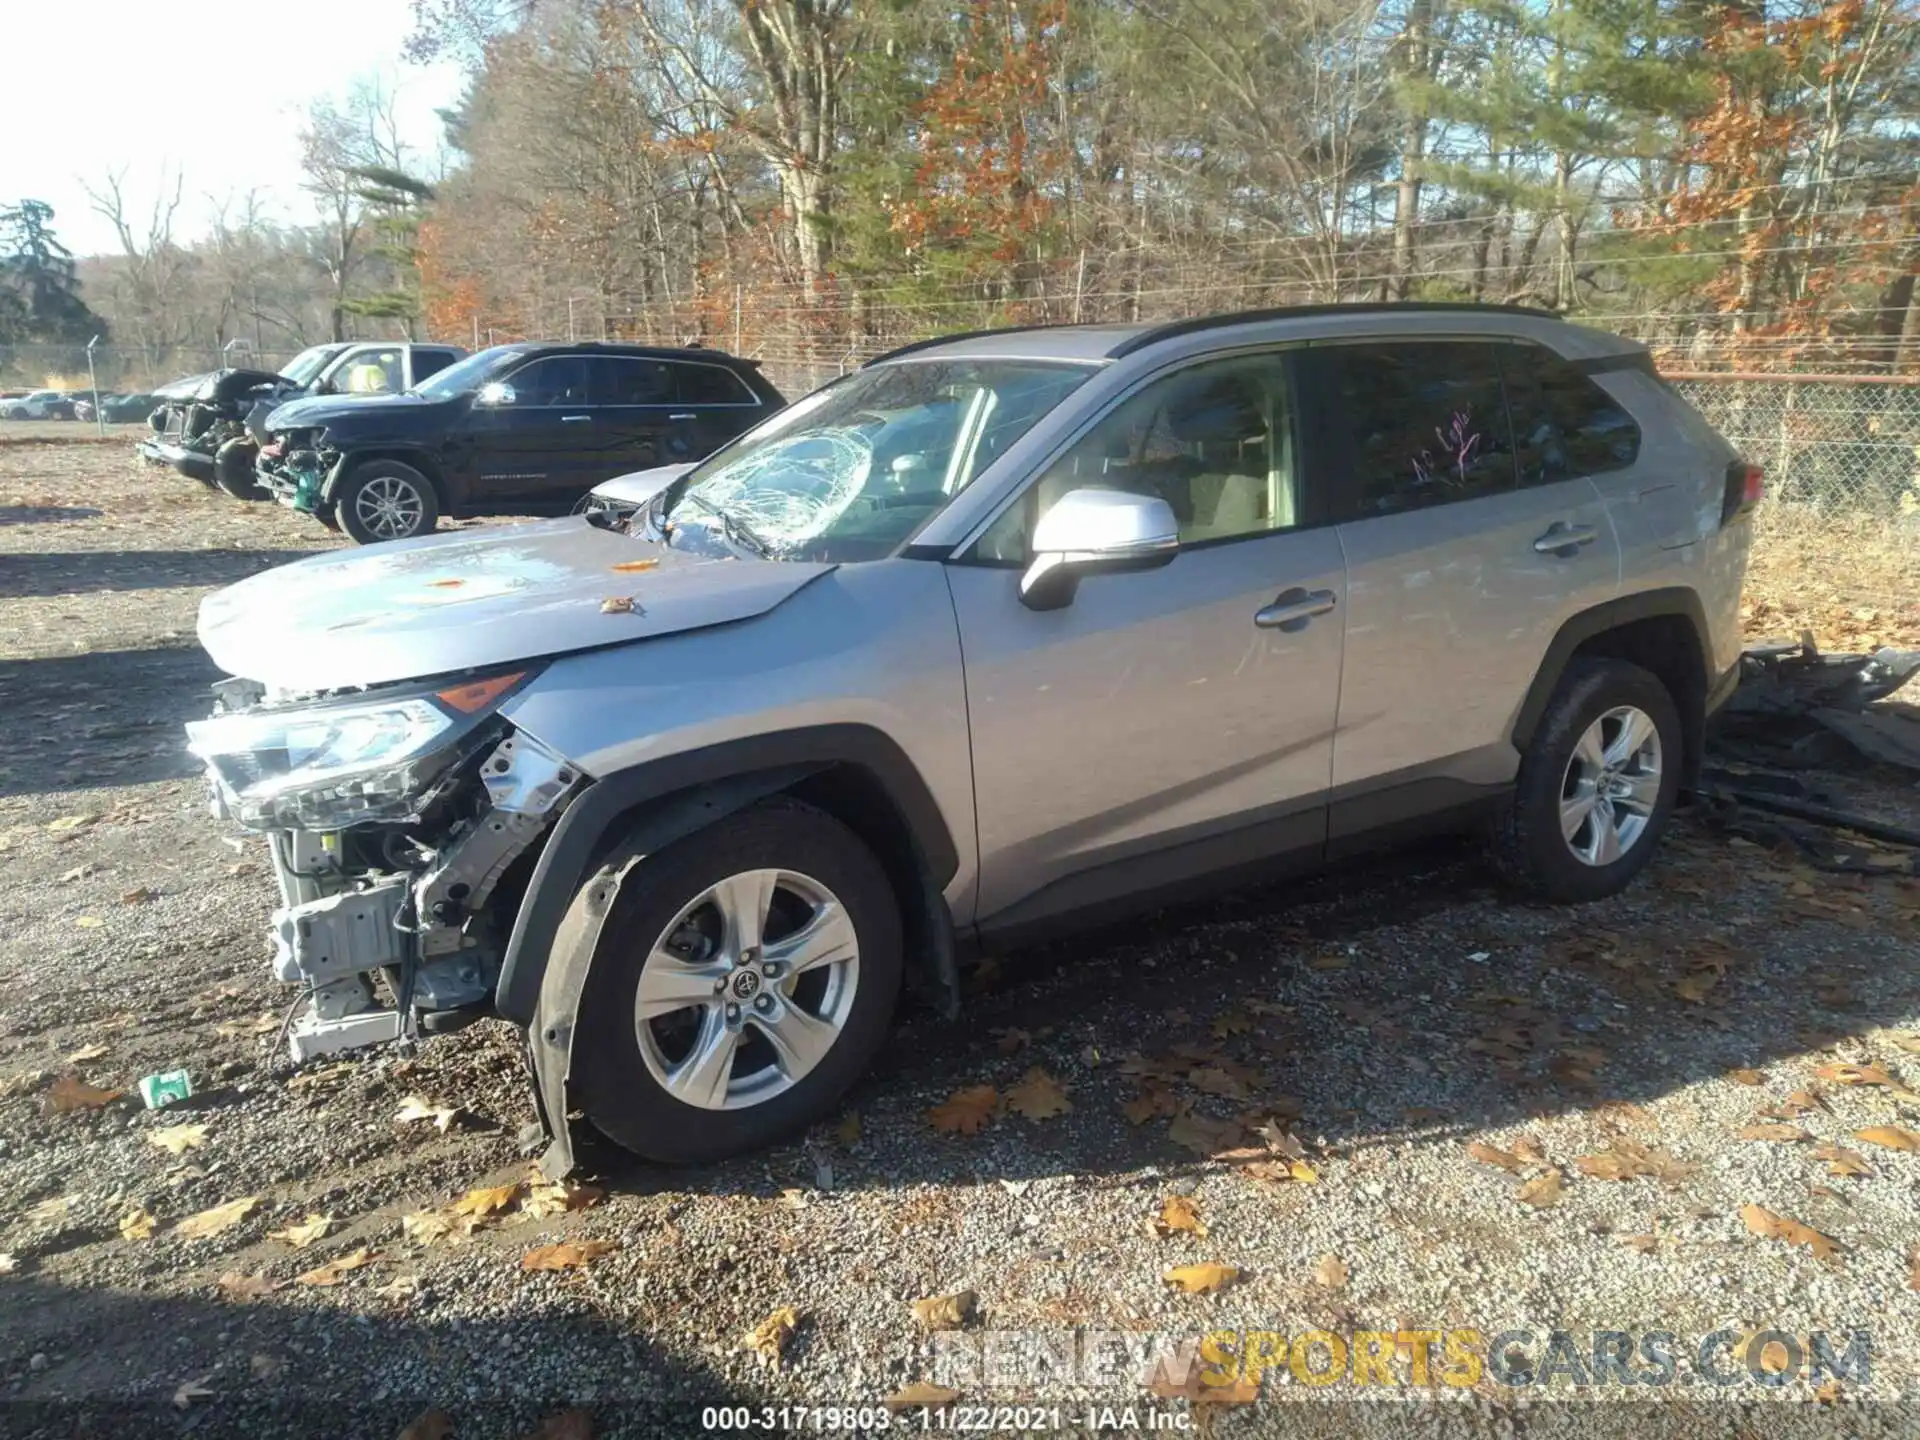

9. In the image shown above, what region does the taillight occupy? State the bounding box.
[1722,460,1763,523]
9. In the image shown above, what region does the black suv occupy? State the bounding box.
[253,342,785,544]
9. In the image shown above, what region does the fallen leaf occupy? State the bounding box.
[928,1085,998,1135]
[833,1111,862,1146]
[64,1043,108,1063]
[521,1410,595,1440]
[1005,1068,1072,1121]
[48,1075,122,1112]
[1620,1233,1659,1255]
[1855,1126,1920,1152]
[1816,1379,1844,1404]
[1768,1089,1826,1119]
[1147,1375,1260,1405]
[885,1382,962,1411]
[1730,1068,1767,1086]
[176,1197,263,1240]
[1209,1011,1253,1039]
[599,595,634,614]
[608,558,660,573]
[376,1275,424,1302]
[402,1210,456,1245]
[215,1271,285,1301]
[147,1122,209,1155]
[1467,1141,1528,1173]
[268,1214,336,1249]
[1739,1123,1813,1143]
[120,886,156,905]
[1167,1111,1244,1157]
[118,1207,156,1241]
[1311,1253,1349,1289]
[397,1411,455,1440]
[58,863,95,882]
[521,1239,618,1271]
[910,1290,975,1331]
[452,1183,521,1219]
[1813,1062,1920,1101]
[1570,1140,1692,1184]
[74,916,104,929]
[1674,973,1719,1003]
[29,1195,74,1223]
[1121,1087,1181,1125]
[1516,1168,1566,1208]
[1153,1195,1208,1238]
[1813,1144,1873,1178]
[741,1305,801,1366]
[1741,1204,1841,1263]
[1737,1330,1796,1376]
[520,1176,605,1220]
[47,814,96,832]
[1309,953,1348,971]
[1185,1066,1249,1101]
[993,1027,1032,1054]
[296,1247,380,1286]
[394,1095,461,1132]
[172,1375,214,1410]
[1163,1262,1239,1294]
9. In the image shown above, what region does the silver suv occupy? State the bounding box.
[187,304,1757,1170]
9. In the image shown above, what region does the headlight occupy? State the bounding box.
[186,672,527,830]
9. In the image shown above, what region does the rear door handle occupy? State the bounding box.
[1255,587,1338,631]
[1533,523,1598,555]
[668,412,697,422]
[561,414,592,423]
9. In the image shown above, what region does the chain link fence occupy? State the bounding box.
[0,343,307,396]
[1664,373,1920,516]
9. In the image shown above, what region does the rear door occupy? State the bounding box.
[1303,339,1621,845]
[587,356,687,480]
[671,359,768,458]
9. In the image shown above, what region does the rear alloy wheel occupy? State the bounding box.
[574,799,901,1163]
[335,460,439,544]
[1490,657,1682,903]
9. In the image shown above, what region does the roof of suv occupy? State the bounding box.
[866,303,1645,367]
[511,341,763,370]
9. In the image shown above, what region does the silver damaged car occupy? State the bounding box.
[188,304,1758,1171]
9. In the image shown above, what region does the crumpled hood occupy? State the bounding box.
[265,391,457,434]
[197,517,836,691]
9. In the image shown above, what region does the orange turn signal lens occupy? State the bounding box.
[435,672,525,714]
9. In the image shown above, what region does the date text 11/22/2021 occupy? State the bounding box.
[699,1405,1193,1432]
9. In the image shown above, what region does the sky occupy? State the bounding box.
[0,0,466,259]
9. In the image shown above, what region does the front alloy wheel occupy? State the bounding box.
[635,868,861,1110]
[573,798,902,1163]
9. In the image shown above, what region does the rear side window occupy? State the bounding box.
[413,349,459,382]
[591,357,676,405]
[675,363,756,404]
[1314,342,1516,518]
[1499,346,1641,484]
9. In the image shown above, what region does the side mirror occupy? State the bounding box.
[476,381,516,407]
[1019,487,1179,611]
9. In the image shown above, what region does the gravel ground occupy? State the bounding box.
[2,430,1918,1439]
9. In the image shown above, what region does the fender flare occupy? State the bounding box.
[322,447,450,508]
[1509,587,1712,751]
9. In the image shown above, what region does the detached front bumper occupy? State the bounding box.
[137,437,215,484]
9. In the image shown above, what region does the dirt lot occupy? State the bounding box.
[2,430,1919,1439]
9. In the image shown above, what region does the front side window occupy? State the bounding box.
[976,353,1300,561]
[1499,346,1641,485]
[508,356,592,407]
[412,346,530,398]
[279,345,342,387]
[1316,342,1516,518]
[665,359,1095,563]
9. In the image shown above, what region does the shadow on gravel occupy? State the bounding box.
[0,1274,758,1440]
[0,506,102,526]
[588,821,1919,1207]
[0,646,220,797]
[0,549,318,599]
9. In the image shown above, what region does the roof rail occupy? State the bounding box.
[863,323,1061,367]
[1107,301,1561,358]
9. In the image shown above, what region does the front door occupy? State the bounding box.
[466,354,600,503]
[946,350,1346,929]
[587,356,694,484]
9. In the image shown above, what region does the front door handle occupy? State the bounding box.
[1255,587,1338,631]
[560,414,592,423]
[668,412,697,421]
[1533,523,1598,555]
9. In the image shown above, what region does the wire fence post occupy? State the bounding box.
[85,335,103,437]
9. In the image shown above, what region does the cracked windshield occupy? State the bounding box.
[666,359,1094,561]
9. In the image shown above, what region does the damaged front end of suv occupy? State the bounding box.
[187,668,579,1061]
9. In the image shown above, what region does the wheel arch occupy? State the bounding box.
[1512,587,1712,790]
[326,447,451,508]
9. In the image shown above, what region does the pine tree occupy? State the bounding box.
[0,200,106,343]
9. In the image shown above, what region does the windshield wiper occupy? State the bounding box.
[676,491,774,558]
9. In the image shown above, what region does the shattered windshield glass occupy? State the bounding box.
[666,358,1095,562]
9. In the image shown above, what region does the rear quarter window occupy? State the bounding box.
[413,350,459,382]
[1499,346,1641,485]
[675,363,756,405]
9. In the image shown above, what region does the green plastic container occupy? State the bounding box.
[138,1070,192,1109]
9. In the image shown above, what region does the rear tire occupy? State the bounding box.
[1490,658,1683,903]
[335,460,439,544]
[213,437,268,500]
[573,798,902,1164]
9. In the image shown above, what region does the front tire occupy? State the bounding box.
[213,436,268,500]
[335,460,439,544]
[1491,658,1682,903]
[573,799,902,1164]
